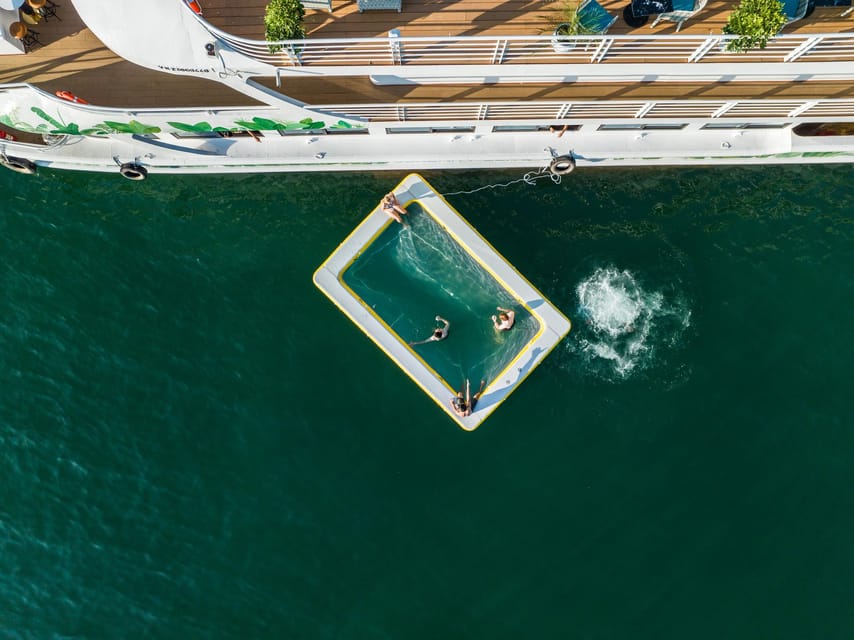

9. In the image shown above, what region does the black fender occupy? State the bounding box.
[0,155,37,175]
[549,154,576,176]
[119,163,148,181]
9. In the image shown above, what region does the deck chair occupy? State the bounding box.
[578,0,618,34]
[782,0,809,24]
[300,0,333,10]
[357,0,401,11]
[650,0,707,31]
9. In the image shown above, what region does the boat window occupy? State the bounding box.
[171,131,221,139]
[597,123,687,131]
[641,123,689,130]
[325,128,369,135]
[277,129,326,136]
[492,125,582,133]
[385,126,476,134]
[702,123,790,130]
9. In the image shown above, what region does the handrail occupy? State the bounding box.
[200,19,854,68]
[305,97,854,122]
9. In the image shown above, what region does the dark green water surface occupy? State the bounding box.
[1,164,852,639]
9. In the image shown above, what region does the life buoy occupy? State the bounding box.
[549,154,576,176]
[186,0,202,14]
[119,163,148,181]
[55,90,89,105]
[0,155,37,175]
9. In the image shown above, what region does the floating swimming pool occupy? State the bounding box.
[313,174,570,430]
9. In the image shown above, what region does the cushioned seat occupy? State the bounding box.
[650,0,707,31]
[782,0,809,23]
[357,0,401,11]
[578,0,618,33]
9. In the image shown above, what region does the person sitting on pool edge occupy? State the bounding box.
[382,192,408,224]
[492,306,515,331]
[450,379,486,418]
[409,316,449,346]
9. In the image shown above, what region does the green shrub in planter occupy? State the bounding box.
[265,0,305,53]
[722,0,787,52]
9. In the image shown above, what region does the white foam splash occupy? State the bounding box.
[572,267,691,380]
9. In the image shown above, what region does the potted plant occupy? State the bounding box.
[549,0,597,53]
[265,0,305,54]
[722,0,787,52]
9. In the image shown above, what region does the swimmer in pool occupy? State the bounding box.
[409,316,449,346]
[450,379,486,417]
[382,192,408,224]
[491,306,515,331]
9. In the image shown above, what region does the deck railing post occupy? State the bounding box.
[788,101,818,117]
[688,36,721,62]
[591,38,613,63]
[491,39,508,64]
[389,29,403,64]
[285,44,302,66]
[711,102,737,118]
[784,36,822,62]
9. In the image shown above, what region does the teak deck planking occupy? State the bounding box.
[0,1,851,110]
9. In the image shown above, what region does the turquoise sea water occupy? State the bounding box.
[1,163,852,639]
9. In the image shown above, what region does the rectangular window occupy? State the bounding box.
[386,126,476,134]
[492,125,583,133]
[171,130,265,139]
[326,127,369,135]
[702,123,790,130]
[277,129,325,136]
[171,131,221,139]
[598,123,687,131]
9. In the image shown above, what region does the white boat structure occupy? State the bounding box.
[0,0,853,177]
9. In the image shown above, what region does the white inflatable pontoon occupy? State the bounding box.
[313,173,570,430]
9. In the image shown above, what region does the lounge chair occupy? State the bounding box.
[357,0,401,12]
[781,0,809,24]
[578,0,618,34]
[650,0,707,31]
[301,0,333,10]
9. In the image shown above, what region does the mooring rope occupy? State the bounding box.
[440,167,562,198]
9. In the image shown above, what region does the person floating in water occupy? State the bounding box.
[450,379,486,417]
[409,316,449,346]
[491,306,515,331]
[381,192,408,224]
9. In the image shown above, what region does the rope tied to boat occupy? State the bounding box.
[441,167,562,197]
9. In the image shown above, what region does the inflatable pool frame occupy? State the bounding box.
[313,173,571,430]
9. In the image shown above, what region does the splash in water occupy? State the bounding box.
[570,266,691,380]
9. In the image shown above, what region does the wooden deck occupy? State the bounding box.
[0,7,259,108]
[0,1,851,110]
[205,0,854,39]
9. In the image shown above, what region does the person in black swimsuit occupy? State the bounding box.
[450,379,486,417]
[410,316,450,346]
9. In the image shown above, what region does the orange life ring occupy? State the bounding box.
[55,90,89,105]
[186,0,202,14]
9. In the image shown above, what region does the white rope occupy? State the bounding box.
[441,167,561,197]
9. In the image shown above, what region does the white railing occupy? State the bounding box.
[307,98,854,122]
[204,23,854,68]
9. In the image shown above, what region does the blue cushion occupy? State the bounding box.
[671,0,695,10]
[781,0,800,15]
[579,0,616,32]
